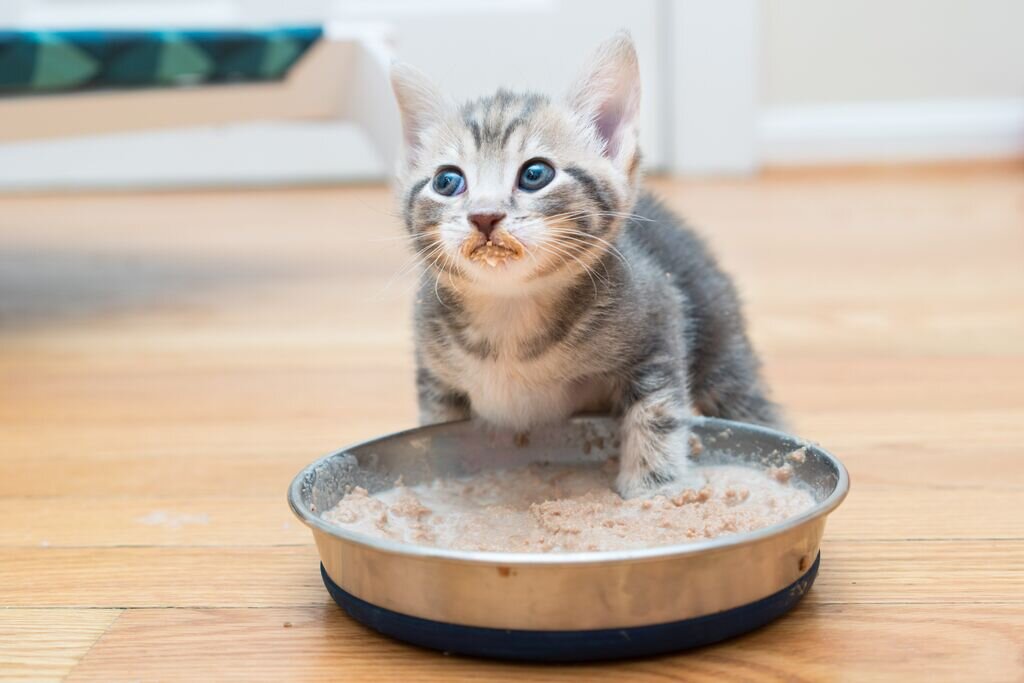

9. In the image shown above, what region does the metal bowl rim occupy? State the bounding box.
[288,416,849,566]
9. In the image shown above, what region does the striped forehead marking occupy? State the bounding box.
[460,91,546,151]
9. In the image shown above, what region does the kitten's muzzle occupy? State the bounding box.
[468,211,506,239]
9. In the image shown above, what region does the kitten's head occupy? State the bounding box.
[392,33,641,292]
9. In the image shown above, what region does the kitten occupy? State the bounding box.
[391,32,781,498]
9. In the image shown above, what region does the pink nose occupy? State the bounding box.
[468,211,506,239]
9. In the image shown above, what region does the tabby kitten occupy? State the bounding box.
[392,33,781,497]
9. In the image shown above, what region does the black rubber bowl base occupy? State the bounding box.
[320,553,819,662]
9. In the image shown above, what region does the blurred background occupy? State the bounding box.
[1,0,1022,189]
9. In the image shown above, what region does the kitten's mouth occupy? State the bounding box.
[462,230,525,268]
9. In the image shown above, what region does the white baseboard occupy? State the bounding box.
[760,98,1024,166]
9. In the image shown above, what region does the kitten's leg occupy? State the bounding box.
[692,336,784,428]
[615,363,697,499]
[416,366,471,425]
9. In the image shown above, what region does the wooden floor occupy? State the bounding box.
[2,163,1023,681]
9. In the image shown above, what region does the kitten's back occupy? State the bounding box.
[624,192,781,425]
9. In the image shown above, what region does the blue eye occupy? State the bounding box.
[518,160,555,191]
[432,167,466,196]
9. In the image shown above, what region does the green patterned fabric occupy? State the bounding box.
[0,27,322,95]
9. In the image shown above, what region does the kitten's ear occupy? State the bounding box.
[390,61,447,166]
[566,32,641,169]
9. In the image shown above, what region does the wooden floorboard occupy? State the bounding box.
[65,605,1024,683]
[1,540,1022,609]
[2,162,1023,680]
[1,482,1021,548]
[0,609,122,683]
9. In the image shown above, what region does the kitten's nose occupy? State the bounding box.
[468,211,506,239]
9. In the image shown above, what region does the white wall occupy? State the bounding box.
[763,0,1024,105]
[758,0,1024,165]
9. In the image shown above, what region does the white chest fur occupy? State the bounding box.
[456,355,577,429]
[441,291,612,429]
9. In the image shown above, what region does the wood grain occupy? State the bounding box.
[0,482,1020,548]
[0,496,309,547]
[66,605,1024,683]
[0,610,121,683]
[1,540,1021,609]
[0,547,326,608]
[2,162,1023,680]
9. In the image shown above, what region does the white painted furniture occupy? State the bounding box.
[0,23,402,174]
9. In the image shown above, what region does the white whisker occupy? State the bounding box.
[535,241,606,296]
[542,227,631,272]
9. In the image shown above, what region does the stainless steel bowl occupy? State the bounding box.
[288,416,849,660]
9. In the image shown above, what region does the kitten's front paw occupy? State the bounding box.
[614,461,704,499]
[615,413,704,498]
[615,466,671,499]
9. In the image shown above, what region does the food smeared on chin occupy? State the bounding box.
[463,230,525,268]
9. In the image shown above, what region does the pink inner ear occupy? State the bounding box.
[595,103,624,157]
